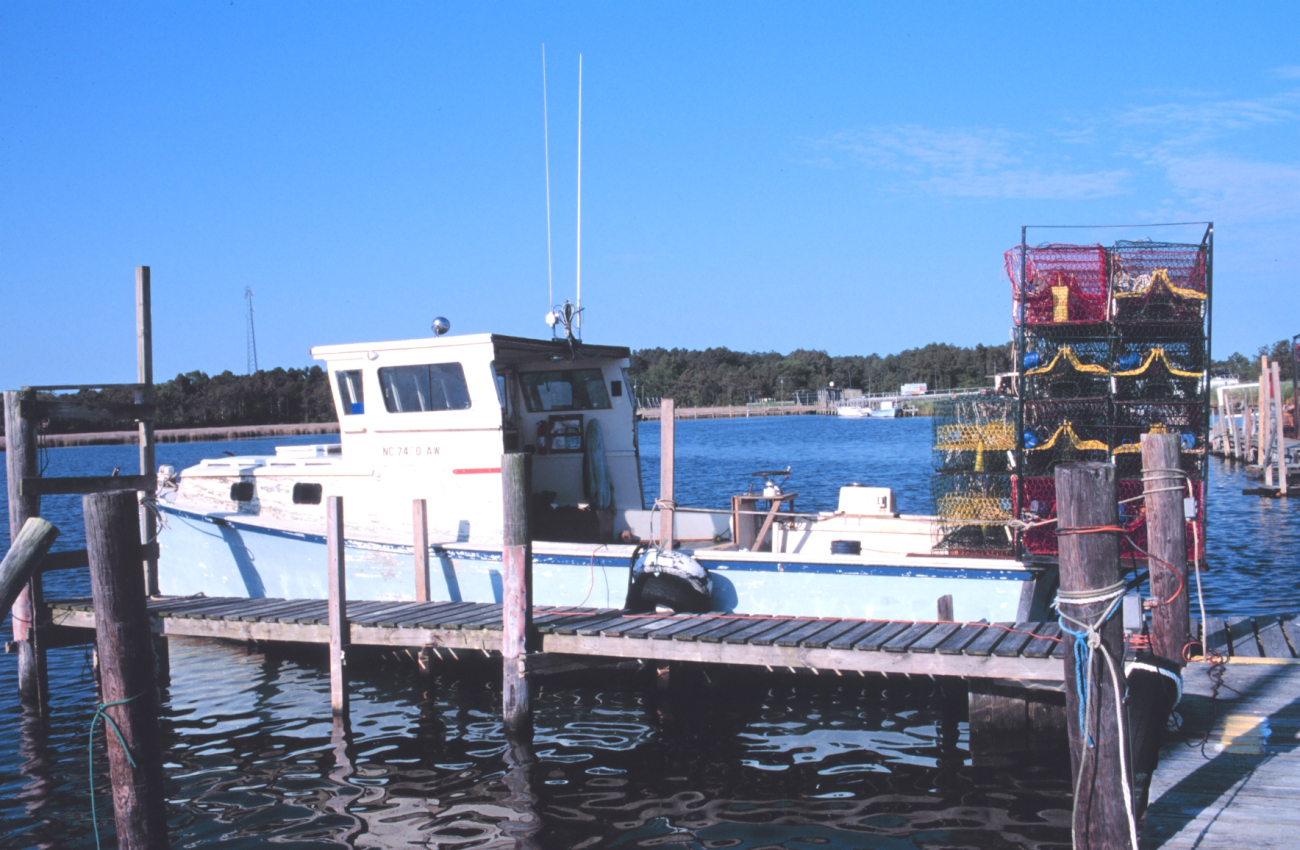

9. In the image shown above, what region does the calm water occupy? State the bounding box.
[1,417,1295,848]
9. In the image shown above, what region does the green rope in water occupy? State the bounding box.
[88,694,141,850]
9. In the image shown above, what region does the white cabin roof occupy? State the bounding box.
[311,333,632,365]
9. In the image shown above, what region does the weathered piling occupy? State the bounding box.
[0,518,59,623]
[1141,433,1189,664]
[413,499,430,602]
[1055,461,1134,850]
[327,496,349,716]
[84,490,168,848]
[1272,361,1288,495]
[5,389,47,715]
[502,452,533,733]
[659,399,675,549]
[136,266,159,596]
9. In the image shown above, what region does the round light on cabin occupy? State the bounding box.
[367,351,379,361]
[432,317,451,336]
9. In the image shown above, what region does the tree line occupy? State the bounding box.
[2,337,1291,435]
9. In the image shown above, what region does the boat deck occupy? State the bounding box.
[45,598,1300,680]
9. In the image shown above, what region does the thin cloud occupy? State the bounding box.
[1158,153,1300,222]
[1274,65,1300,80]
[807,126,1129,200]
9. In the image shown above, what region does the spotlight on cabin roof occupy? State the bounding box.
[431,317,451,337]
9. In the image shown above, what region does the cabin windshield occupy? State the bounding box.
[336,370,364,415]
[379,363,472,412]
[519,369,612,412]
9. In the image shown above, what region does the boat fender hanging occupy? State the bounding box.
[630,548,713,613]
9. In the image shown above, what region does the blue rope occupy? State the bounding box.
[1058,619,1094,745]
[89,694,141,850]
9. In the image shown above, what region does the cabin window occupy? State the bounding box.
[336,370,365,415]
[292,483,323,505]
[492,363,511,415]
[230,481,255,502]
[519,369,612,412]
[379,363,471,413]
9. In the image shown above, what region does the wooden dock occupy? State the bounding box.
[46,596,1071,681]
[43,597,1300,675]
[1143,660,1300,849]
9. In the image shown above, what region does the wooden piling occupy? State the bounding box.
[502,452,533,733]
[413,499,430,602]
[0,518,59,623]
[1055,461,1132,850]
[136,266,158,596]
[84,490,168,848]
[659,399,675,550]
[1142,433,1189,666]
[326,496,348,716]
[1273,362,1288,496]
[5,389,47,715]
[937,594,954,622]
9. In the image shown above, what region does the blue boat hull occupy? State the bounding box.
[158,504,1046,622]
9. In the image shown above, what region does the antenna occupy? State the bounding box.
[244,286,259,374]
[541,44,554,318]
[575,53,582,331]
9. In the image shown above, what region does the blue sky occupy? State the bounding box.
[2,3,1297,389]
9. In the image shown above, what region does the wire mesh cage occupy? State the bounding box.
[1112,401,1206,478]
[1110,240,1208,327]
[1111,339,1206,402]
[1021,337,1112,399]
[931,397,1017,472]
[1021,399,1111,475]
[1119,478,1207,562]
[1016,476,1144,556]
[931,473,1014,556]
[1006,244,1109,326]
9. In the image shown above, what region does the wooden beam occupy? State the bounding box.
[20,399,156,422]
[84,489,168,847]
[0,518,59,625]
[1142,432,1189,666]
[137,265,158,596]
[659,398,675,549]
[5,389,46,716]
[40,543,156,573]
[21,475,155,496]
[1056,461,1130,849]
[501,452,533,734]
[22,383,149,393]
[326,496,348,717]
[413,499,429,602]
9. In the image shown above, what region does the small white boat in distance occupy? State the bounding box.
[837,400,900,418]
[156,327,1053,623]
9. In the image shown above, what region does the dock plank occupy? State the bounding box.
[1022,623,1063,659]
[649,616,716,640]
[227,600,315,622]
[937,623,987,655]
[723,618,795,645]
[689,617,765,643]
[993,623,1042,657]
[774,620,840,648]
[799,619,870,649]
[854,621,911,652]
[882,622,937,653]
[906,622,961,653]
[1204,616,1229,654]
[1280,616,1300,657]
[1254,615,1293,659]
[964,623,1012,657]
[1226,616,1261,658]
[369,603,440,628]
[751,619,820,647]
[826,620,888,650]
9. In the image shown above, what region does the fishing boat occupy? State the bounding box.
[155,321,1055,623]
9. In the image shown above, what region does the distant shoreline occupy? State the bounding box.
[1,421,340,450]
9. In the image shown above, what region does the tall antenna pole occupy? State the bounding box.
[245,286,259,374]
[575,53,583,330]
[542,44,554,315]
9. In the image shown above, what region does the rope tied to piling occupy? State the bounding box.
[1055,578,1139,850]
[88,693,141,850]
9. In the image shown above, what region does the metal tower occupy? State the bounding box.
[245,286,259,374]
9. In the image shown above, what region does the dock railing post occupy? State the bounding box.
[413,499,430,603]
[502,452,533,734]
[326,496,349,717]
[5,388,48,717]
[84,489,168,848]
[136,266,158,597]
[1273,362,1288,495]
[659,399,675,550]
[0,518,60,624]
[1055,461,1134,850]
[1142,432,1190,664]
